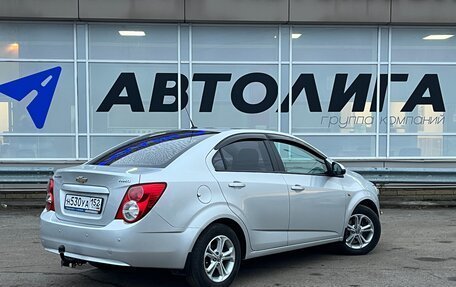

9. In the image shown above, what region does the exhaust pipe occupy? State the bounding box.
[58,245,87,268]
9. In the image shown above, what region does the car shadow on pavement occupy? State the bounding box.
[238,244,337,275]
[80,245,336,287]
[82,266,188,286]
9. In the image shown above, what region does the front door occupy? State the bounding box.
[270,140,346,245]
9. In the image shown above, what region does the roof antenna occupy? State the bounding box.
[184,106,197,129]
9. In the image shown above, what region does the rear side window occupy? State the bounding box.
[90,130,217,168]
[213,140,273,173]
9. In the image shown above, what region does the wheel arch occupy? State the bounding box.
[357,199,379,216]
[210,218,247,260]
[345,191,380,228]
[186,209,251,261]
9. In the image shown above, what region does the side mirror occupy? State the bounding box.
[332,162,346,177]
[326,159,346,177]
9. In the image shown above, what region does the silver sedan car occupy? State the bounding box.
[40,129,381,287]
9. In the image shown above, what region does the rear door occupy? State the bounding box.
[210,137,289,251]
[268,139,346,245]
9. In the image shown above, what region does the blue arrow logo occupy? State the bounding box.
[0,66,62,129]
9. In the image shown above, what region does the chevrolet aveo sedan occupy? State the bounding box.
[40,129,381,287]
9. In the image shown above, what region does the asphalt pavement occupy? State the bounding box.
[0,208,455,287]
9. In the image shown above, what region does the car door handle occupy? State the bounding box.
[228,181,246,188]
[291,184,305,192]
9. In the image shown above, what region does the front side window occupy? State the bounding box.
[273,141,328,175]
[213,140,273,173]
[90,130,216,168]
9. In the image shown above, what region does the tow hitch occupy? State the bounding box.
[58,245,87,268]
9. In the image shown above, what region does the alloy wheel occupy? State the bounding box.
[345,214,375,249]
[203,235,236,283]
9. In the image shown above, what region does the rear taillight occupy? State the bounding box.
[115,183,167,223]
[45,178,55,211]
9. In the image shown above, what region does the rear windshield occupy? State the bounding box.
[89,130,217,168]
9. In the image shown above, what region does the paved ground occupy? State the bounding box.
[0,208,455,287]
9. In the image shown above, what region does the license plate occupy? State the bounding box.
[64,194,103,214]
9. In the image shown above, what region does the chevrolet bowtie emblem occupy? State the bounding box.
[75,176,88,184]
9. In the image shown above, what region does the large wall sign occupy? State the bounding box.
[97,72,446,114]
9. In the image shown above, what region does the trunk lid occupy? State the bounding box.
[53,164,160,226]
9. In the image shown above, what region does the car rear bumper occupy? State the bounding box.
[40,210,199,269]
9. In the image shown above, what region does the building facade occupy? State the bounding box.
[0,0,456,168]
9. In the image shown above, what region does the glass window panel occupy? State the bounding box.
[279,64,289,133]
[378,65,388,133]
[76,24,86,60]
[180,64,191,129]
[0,62,75,133]
[0,101,8,133]
[191,64,278,130]
[219,140,273,172]
[291,65,378,134]
[0,23,73,60]
[389,135,453,157]
[292,27,378,62]
[389,65,452,134]
[273,141,327,175]
[89,63,179,133]
[443,136,456,157]
[380,28,389,62]
[212,151,225,171]
[91,131,215,167]
[180,25,189,62]
[379,135,387,157]
[89,24,178,61]
[78,136,88,159]
[0,136,75,158]
[90,136,135,158]
[298,135,376,158]
[281,26,290,62]
[391,28,456,62]
[192,26,279,62]
[77,63,87,133]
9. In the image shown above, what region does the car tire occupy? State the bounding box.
[186,223,241,287]
[338,205,381,255]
